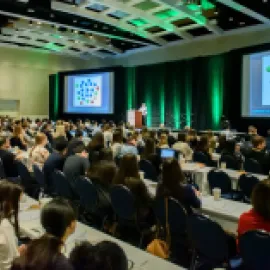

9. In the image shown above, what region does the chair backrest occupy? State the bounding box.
[16,161,33,188]
[154,197,187,235]
[220,155,239,170]
[244,158,262,174]
[110,185,135,220]
[193,151,209,165]
[75,176,98,212]
[0,158,6,179]
[238,174,259,203]
[188,213,229,263]
[52,170,74,200]
[139,159,158,182]
[239,230,270,270]
[32,164,45,188]
[207,169,232,195]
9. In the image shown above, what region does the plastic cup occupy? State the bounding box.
[213,188,221,201]
[139,171,144,180]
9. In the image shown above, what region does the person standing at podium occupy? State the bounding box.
[139,103,147,126]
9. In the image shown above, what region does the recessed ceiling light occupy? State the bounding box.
[37,21,42,25]
[74,40,79,43]
[74,30,78,34]
[50,14,55,18]
[229,17,233,21]
[240,21,245,25]
[214,11,218,15]
[73,20,77,23]
[27,8,35,13]
[263,0,267,3]
[89,35,93,39]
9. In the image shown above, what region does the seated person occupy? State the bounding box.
[156,158,201,215]
[193,135,215,166]
[11,198,76,270]
[111,131,123,159]
[29,133,50,169]
[87,132,104,163]
[172,133,193,161]
[103,124,113,147]
[63,144,90,186]
[42,123,53,144]
[244,135,270,175]
[238,179,270,239]
[215,135,227,154]
[0,137,20,177]
[10,126,27,151]
[141,138,161,174]
[67,129,84,156]
[43,136,68,194]
[220,139,243,170]
[157,134,169,149]
[70,241,128,270]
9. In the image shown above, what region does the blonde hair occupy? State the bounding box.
[35,133,47,145]
[54,125,66,138]
[13,125,23,137]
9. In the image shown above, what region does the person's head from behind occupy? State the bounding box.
[0,181,23,235]
[114,154,139,184]
[162,158,185,188]
[70,241,128,270]
[99,148,113,162]
[53,136,68,155]
[142,138,155,159]
[252,180,270,221]
[0,136,10,150]
[74,144,88,158]
[89,132,104,149]
[112,131,123,144]
[41,198,76,242]
[252,135,266,151]
[196,135,209,152]
[177,133,186,143]
[13,125,23,137]
[35,133,48,147]
[75,129,83,139]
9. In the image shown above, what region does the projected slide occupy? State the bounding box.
[262,55,270,106]
[242,50,270,117]
[64,71,114,114]
[73,76,102,107]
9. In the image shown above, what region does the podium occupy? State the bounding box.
[127,110,142,128]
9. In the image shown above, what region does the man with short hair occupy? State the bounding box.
[63,144,90,186]
[67,129,84,156]
[244,135,270,175]
[43,136,68,194]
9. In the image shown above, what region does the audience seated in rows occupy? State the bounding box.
[67,129,84,156]
[87,132,104,163]
[10,126,27,151]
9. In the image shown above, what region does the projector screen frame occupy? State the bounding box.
[57,66,124,121]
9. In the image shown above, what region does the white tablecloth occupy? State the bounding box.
[19,196,185,270]
[143,179,251,233]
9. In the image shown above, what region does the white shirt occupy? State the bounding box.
[173,142,193,161]
[0,219,19,270]
[103,131,113,146]
[139,106,147,116]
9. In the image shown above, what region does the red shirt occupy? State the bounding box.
[238,208,270,238]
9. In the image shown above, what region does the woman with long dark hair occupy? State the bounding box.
[11,198,76,270]
[87,132,105,163]
[156,159,201,214]
[0,181,23,269]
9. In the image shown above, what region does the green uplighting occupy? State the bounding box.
[209,56,224,129]
[126,68,136,110]
[51,34,63,39]
[44,43,63,52]
[160,77,165,125]
[185,63,192,127]
[155,9,180,19]
[130,18,148,27]
[187,0,214,11]
[173,78,180,129]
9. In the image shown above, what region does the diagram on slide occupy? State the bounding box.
[73,76,102,107]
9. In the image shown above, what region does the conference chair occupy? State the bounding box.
[239,230,270,270]
[244,158,263,175]
[193,151,209,166]
[207,169,233,199]
[75,176,108,228]
[0,158,5,179]
[238,174,259,203]
[110,185,150,248]
[139,159,158,182]
[32,164,46,197]
[220,155,240,170]
[16,161,39,198]
[154,197,189,266]
[51,170,75,201]
[188,213,241,270]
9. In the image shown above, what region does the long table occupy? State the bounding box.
[19,196,185,270]
[144,179,251,234]
[181,163,266,195]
